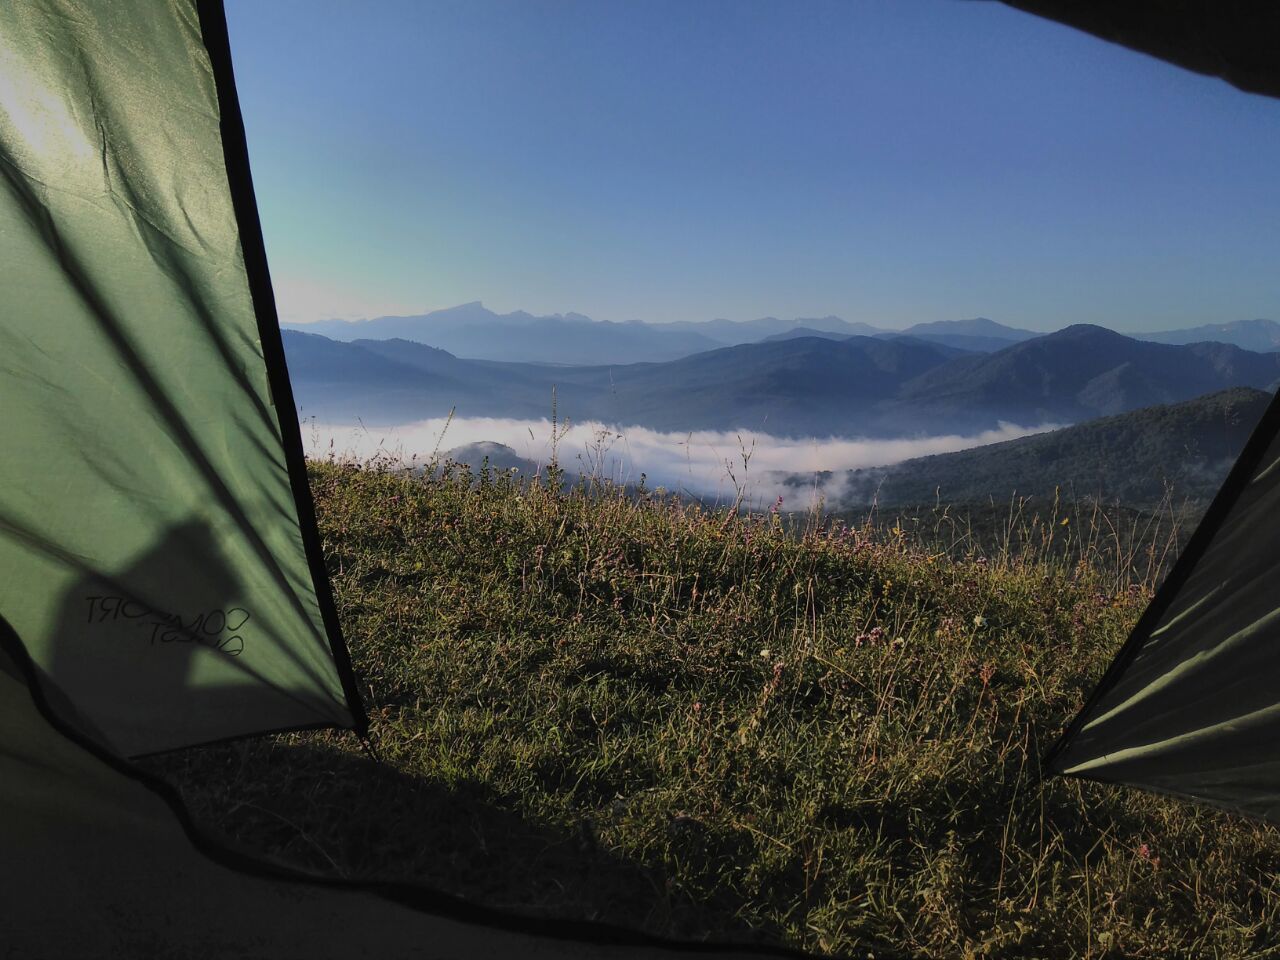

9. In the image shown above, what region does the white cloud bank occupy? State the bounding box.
[303,416,1058,508]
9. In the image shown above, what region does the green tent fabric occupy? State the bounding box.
[4,0,1280,953]
[1044,405,1280,819]
[0,0,363,755]
[0,5,786,953]
[1014,1,1280,822]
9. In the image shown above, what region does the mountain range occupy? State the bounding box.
[286,305,1280,365]
[284,324,1280,439]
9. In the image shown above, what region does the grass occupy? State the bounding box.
[148,459,1280,958]
[853,489,1198,588]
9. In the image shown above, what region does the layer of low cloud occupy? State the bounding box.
[304,416,1057,508]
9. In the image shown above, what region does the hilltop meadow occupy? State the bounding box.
[147,459,1280,959]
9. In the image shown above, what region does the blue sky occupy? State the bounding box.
[225,0,1280,331]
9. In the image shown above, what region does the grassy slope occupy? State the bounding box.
[150,462,1280,958]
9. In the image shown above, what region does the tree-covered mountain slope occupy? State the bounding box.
[811,388,1272,507]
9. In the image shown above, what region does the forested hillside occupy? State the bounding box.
[816,388,1271,507]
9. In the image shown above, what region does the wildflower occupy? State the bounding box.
[1060,517,1070,526]
[760,648,771,659]
[973,614,986,629]
[854,625,886,647]
[692,701,702,714]
[1136,842,1160,868]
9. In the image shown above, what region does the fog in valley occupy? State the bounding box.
[303,416,1055,509]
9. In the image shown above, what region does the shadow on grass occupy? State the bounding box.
[141,736,810,951]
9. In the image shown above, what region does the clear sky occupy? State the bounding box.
[225,0,1280,331]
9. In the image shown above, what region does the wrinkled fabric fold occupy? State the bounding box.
[0,0,356,755]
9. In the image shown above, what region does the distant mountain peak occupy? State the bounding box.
[901,317,1038,340]
[1044,323,1129,340]
[1137,318,1280,352]
[451,440,516,456]
[761,326,850,343]
[426,301,498,320]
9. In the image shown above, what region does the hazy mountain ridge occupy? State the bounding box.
[287,331,968,436]
[284,307,1034,362]
[1140,318,1280,352]
[894,317,1039,340]
[284,325,1280,440]
[287,306,1280,364]
[290,302,724,364]
[883,317,1039,352]
[761,327,853,343]
[644,314,884,341]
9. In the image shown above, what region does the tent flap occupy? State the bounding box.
[0,0,363,756]
[1047,393,1280,822]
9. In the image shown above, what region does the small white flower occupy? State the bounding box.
[759,648,771,659]
[973,615,986,628]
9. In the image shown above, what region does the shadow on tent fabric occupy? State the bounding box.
[32,522,813,950]
[38,519,280,755]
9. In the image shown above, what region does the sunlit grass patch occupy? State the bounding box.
[149,460,1280,958]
